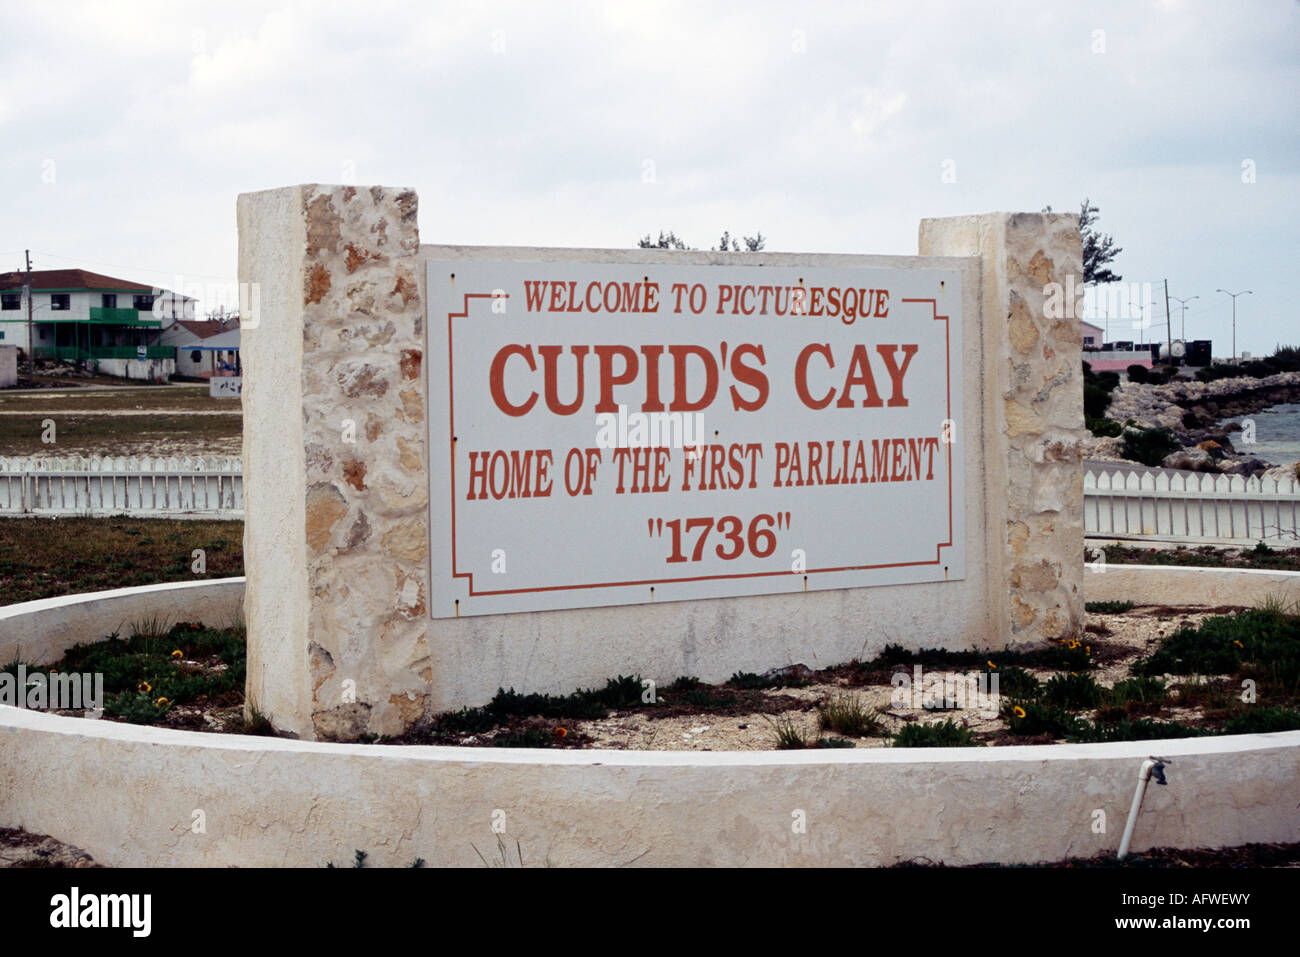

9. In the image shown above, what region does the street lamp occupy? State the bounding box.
[1215,289,1253,362]
[1169,295,1198,340]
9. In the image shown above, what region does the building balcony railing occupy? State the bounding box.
[34,346,176,361]
[87,307,160,326]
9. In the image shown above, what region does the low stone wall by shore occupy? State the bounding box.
[1085,370,1300,477]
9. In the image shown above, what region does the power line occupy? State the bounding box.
[29,249,236,283]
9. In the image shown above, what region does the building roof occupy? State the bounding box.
[0,268,192,297]
[169,319,228,340]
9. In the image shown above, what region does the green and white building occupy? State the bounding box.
[0,268,193,379]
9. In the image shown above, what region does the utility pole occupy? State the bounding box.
[1216,289,1252,363]
[24,250,33,370]
[1163,279,1172,367]
[1170,294,1198,340]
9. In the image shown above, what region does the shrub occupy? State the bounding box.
[1103,677,1168,709]
[491,728,556,748]
[893,719,978,748]
[1069,718,1211,742]
[1126,364,1148,383]
[726,671,775,690]
[1121,425,1181,467]
[1087,416,1124,437]
[767,715,811,750]
[1083,361,1120,419]
[817,692,887,737]
[989,665,1042,701]
[1043,672,1104,709]
[1086,600,1134,614]
[726,669,810,689]
[1006,701,1081,737]
[1133,607,1300,690]
[1222,707,1300,734]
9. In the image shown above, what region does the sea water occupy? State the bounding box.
[1222,402,1300,466]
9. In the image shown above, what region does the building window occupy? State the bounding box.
[191,350,201,363]
[102,294,117,309]
[40,328,49,340]
[0,331,5,339]
[133,294,154,311]
[51,294,70,311]
[1,293,19,310]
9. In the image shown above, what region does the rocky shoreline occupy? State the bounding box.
[1082,369,1300,481]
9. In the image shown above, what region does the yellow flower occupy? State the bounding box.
[1067,640,1080,649]
[1233,640,1243,648]
[987,660,997,670]
[554,727,568,739]
[138,681,152,693]
[155,697,170,708]
[171,650,183,659]
[1013,705,1026,718]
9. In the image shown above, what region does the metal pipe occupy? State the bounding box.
[1118,756,1169,859]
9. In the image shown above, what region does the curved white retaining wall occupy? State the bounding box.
[1085,565,1300,607]
[0,578,246,666]
[0,708,1296,867]
[5,564,1291,671]
[1,567,1298,867]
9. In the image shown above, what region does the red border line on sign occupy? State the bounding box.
[447,292,954,598]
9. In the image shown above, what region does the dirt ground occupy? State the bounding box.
[0,828,97,868]
[0,384,240,458]
[58,604,1231,750]
[556,606,1225,752]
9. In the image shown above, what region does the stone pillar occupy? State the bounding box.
[237,184,429,739]
[919,213,1085,645]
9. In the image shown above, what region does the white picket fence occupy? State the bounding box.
[0,456,243,519]
[1084,466,1300,544]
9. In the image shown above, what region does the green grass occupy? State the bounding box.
[0,517,244,606]
[2,621,247,724]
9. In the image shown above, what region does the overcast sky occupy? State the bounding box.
[2,0,1296,355]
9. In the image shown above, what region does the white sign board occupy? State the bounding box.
[426,258,963,618]
[210,375,242,397]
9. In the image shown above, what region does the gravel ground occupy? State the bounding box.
[561,605,1231,751]
[0,828,97,868]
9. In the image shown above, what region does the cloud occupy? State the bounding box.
[0,0,1295,353]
